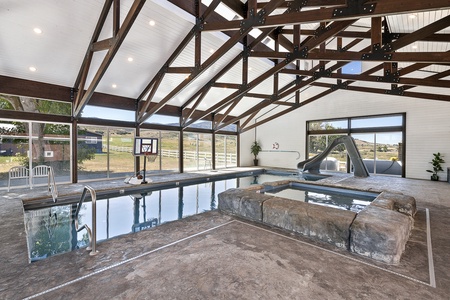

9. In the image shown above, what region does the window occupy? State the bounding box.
[215,135,237,169]
[0,120,71,189]
[183,133,212,171]
[77,125,135,181]
[307,113,405,177]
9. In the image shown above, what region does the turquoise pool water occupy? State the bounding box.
[23,171,326,261]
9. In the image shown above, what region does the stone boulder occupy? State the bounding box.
[263,197,309,236]
[350,205,412,264]
[308,204,356,249]
[370,198,395,210]
[218,189,271,222]
[218,188,245,215]
[375,191,416,217]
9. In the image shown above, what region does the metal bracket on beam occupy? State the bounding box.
[70,88,76,102]
[286,0,308,13]
[331,81,348,91]
[313,66,332,80]
[239,8,266,34]
[382,32,400,45]
[385,86,404,95]
[333,0,376,17]
[377,69,400,83]
[314,24,331,38]
[362,44,393,61]
[286,46,309,63]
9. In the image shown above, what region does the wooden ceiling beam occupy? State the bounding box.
[188,19,356,127]
[246,59,449,132]
[256,0,346,9]
[280,30,450,43]
[73,0,147,117]
[139,0,287,125]
[213,23,366,131]
[202,0,450,31]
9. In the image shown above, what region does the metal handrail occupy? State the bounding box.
[74,185,98,256]
[47,166,58,203]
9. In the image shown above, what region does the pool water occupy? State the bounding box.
[264,183,378,212]
[23,170,321,261]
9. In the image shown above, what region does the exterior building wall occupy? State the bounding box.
[240,90,450,181]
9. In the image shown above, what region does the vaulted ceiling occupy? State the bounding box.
[1,0,449,132]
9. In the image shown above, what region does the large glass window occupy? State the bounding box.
[77,125,135,181]
[81,106,135,122]
[0,94,71,116]
[308,134,347,172]
[31,122,71,184]
[0,121,30,189]
[215,134,237,169]
[352,132,403,176]
[0,120,71,189]
[183,133,213,171]
[307,113,405,177]
[139,129,180,173]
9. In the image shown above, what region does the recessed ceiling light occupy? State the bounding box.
[112,84,117,88]
[412,44,418,49]
[33,28,42,34]
[149,20,156,26]
[29,66,37,72]
[128,57,134,62]
[409,13,417,19]
[209,49,215,53]
[248,67,252,71]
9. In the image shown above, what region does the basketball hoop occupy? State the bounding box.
[145,152,158,163]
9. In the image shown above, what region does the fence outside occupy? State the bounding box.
[105,145,237,165]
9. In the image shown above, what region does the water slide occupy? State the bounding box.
[298,136,370,177]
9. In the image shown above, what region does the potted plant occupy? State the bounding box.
[251,141,262,166]
[426,152,445,181]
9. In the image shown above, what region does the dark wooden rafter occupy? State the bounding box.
[281,29,450,43]
[217,8,450,132]
[212,30,370,132]
[202,0,450,31]
[251,51,450,63]
[137,0,287,124]
[242,59,450,133]
[73,0,114,112]
[73,0,147,117]
[64,0,450,134]
[181,1,312,128]
[236,14,450,133]
[185,18,357,129]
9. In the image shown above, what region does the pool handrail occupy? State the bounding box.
[74,185,98,256]
[47,166,58,203]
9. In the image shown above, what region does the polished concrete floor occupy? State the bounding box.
[1,168,449,299]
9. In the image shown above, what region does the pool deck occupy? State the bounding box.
[1,167,450,299]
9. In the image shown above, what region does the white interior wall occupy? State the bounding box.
[240,90,450,181]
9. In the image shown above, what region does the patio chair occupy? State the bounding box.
[8,166,29,192]
[32,165,50,188]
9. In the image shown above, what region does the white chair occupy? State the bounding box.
[8,166,29,192]
[32,165,50,188]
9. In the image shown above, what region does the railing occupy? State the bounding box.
[47,166,58,203]
[74,185,98,256]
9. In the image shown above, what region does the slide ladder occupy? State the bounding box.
[298,136,369,177]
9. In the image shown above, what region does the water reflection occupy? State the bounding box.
[25,178,237,261]
[24,172,319,261]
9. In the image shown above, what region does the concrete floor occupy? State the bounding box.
[1,168,449,299]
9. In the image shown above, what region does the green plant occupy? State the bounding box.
[426,152,445,180]
[250,141,262,160]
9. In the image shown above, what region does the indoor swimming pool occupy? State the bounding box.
[23,170,331,261]
[264,182,378,212]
